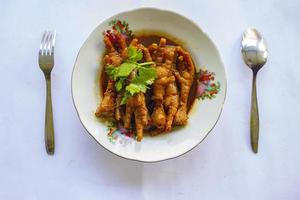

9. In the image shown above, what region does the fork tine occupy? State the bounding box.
[51,31,56,55]
[39,31,48,55]
[42,31,51,55]
[45,31,52,55]
[46,31,53,55]
[39,31,56,56]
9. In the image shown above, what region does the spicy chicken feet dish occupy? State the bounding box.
[96,21,197,141]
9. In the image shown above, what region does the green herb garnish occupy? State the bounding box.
[120,91,131,105]
[122,67,156,104]
[105,46,156,104]
[128,46,143,62]
[115,78,125,92]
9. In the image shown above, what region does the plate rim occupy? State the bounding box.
[71,7,227,163]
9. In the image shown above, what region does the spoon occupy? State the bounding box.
[241,28,268,153]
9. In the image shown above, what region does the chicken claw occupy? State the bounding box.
[151,104,166,129]
[163,48,179,131]
[164,81,179,131]
[173,47,195,125]
[150,38,169,129]
[95,80,115,118]
[150,39,179,130]
[96,31,128,118]
[124,93,148,141]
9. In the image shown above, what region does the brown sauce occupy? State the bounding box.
[135,34,178,47]
[100,33,197,114]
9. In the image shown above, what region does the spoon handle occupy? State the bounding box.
[250,72,259,153]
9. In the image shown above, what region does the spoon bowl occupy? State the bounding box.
[242,28,268,71]
[241,28,268,153]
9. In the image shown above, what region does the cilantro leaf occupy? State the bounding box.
[106,62,137,80]
[115,78,125,92]
[128,46,143,62]
[132,67,157,85]
[116,62,137,77]
[135,51,143,62]
[105,65,117,79]
[128,46,135,58]
[126,83,148,96]
[123,66,157,99]
[121,92,130,105]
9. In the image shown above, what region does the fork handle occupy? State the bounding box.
[45,74,55,155]
[250,72,259,153]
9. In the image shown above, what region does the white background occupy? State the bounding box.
[1,0,300,199]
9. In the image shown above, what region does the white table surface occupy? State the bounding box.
[1,0,300,199]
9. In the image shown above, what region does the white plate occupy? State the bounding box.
[72,8,227,162]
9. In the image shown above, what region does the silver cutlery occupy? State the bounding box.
[241,28,268,153]
[39,31,56,155]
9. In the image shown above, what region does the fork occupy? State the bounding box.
[39,31,56,155]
